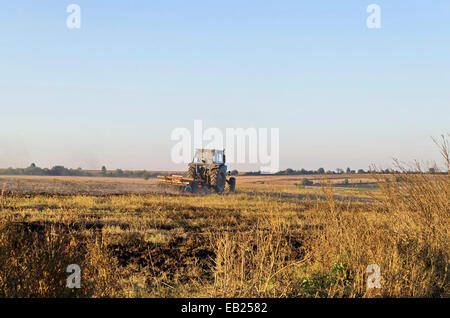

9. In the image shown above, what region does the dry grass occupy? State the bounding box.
[0,142,448,298]
[0,214,120,297]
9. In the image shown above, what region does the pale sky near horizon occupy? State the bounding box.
[0,1,449,172]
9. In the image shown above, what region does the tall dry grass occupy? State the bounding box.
[0,214,120,297]
[210,212,308,297]
[209,137,449,297]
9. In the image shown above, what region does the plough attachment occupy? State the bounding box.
[157,175,204,193]
[157,175,193,186]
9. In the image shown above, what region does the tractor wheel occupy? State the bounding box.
[226,177,236,192]
[210,167,226,194]
[187,165,196,179]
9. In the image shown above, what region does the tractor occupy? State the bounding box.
[158,149,236,194]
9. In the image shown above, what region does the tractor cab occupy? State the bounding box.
[193,149,225,165]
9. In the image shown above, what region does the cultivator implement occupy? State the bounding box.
[157,175,205,193]
[157,175,193,186]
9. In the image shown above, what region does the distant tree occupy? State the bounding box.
[346,167,351,174]
[299,178,313,186]
[101,166,107,176]
[317,167,325,174]
[49,165,66,176]
[357,169,366,174]
[23,163,43,175]
[243,170,261,176]
[336,168,344,174]
[230,169,239,176]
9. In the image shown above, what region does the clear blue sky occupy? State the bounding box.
[0,1,449,171]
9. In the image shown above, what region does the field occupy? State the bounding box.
[0,171,448,298]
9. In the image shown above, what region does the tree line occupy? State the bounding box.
[242,167,371,176]
[0,164,443,178]
[0,163,90,177]
[0,164,160,179]
[242,167,445,176]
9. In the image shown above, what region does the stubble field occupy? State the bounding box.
[0,172,448,298]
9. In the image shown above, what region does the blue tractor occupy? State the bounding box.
[186,149,235,193]
[158,149,236,193]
